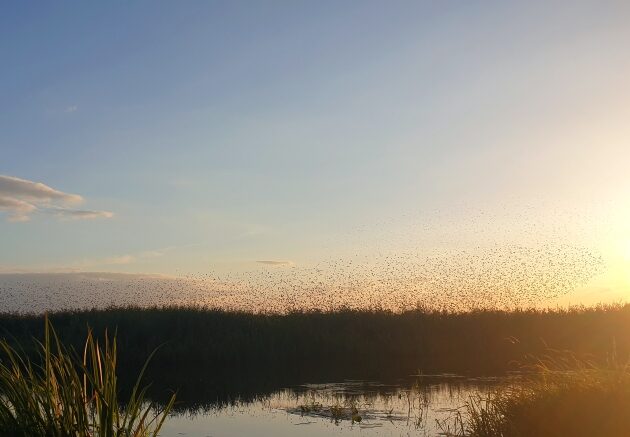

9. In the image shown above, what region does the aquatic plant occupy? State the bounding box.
[297,398,365,425]
[0,316,175,437]
[329,403,345,423]
[298,399,323,413]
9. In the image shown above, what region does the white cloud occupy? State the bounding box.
[64,105,78,113]
[0,174,113,222]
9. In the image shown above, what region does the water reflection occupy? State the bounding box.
[159,376,519,437]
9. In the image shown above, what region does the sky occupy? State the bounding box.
[1,1,629,309]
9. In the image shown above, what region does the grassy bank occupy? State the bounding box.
[1,304,629,406]
[458,353,630,436]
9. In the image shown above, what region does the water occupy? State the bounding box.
[159,376,517,437]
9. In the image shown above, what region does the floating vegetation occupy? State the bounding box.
[289,378,501,434]
[295,396,385,426]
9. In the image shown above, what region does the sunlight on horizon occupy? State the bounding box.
[2,199,628,313]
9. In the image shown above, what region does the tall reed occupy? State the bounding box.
[0,316,175,437]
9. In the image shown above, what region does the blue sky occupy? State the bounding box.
[1,1,629,305]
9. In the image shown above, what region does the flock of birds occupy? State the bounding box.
[183,243,603,312]
[0,208,610,314]
[0,244,604,314]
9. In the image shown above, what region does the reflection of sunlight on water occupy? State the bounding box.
[159,377,519,437]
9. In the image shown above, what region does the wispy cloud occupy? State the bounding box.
[73,245,189,269]
[256,260,294,266]
[49,207,114,221]
[102,255,136,265]
[0,175,82,203]
[0,196,37,222]
[0,175,113,222]
[0,243,203,274]
[64,105,78,113]
[99,250,169,266]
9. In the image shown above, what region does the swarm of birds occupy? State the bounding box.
[0,206,611,314]
[0,243,603,314]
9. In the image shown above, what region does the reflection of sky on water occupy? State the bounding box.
[160,377,518,437]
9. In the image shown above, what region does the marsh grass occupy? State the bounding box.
[456,349,630,437]
[0,316,175,437]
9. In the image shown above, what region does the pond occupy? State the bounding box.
[159,375,519,437]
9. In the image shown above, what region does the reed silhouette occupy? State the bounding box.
[1,304,628,408]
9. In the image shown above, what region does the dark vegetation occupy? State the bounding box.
[0,304,628,409]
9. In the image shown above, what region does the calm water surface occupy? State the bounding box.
[159,376,517,437]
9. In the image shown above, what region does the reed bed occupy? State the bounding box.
[1,304,630,407]
[0,316,175,437]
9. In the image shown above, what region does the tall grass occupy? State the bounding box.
[0,316,175,437]
[460,350,630,437]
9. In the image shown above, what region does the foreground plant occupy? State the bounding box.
[0,316,175,437]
